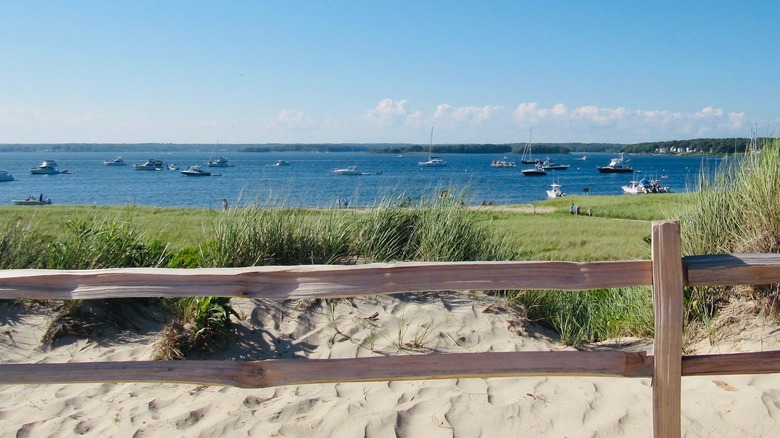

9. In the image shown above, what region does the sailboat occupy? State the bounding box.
[418,127,447,167]
[520,128,540,164]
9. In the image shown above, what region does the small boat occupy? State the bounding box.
[168,164,179,171]
[621,180,646,194]
[418,157,447,167]
[520,128,540,164]
[541,158,570,171]
[30,160,61,175]
[622,177,671,194]
[490,156,517,168]
[272,160,291,166]
[134,159,165,170]
[103,156,127,166]
[597,153,633,173]
[13,195,51,205]
[207,157,233,167]
[334,165,369,175]
[181,165,213,176]
[0,170,14,182]
[521,163,547,176]
[546,182,565,198]
[418,127,447,167]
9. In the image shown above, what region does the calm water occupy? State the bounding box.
[0,151,723,208]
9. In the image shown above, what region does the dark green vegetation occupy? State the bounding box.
[624,137,768,154]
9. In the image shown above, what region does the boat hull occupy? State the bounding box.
[597,167,634,173]
[13,199,51,205]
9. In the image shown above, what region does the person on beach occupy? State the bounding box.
[222,198,228,210]
[569,203,575,215]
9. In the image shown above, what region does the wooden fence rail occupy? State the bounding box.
[2,220,780,438]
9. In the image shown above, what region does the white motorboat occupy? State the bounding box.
[521,163,547,176]
[418,157,447,167]
[134,159,165,170]
[13,195,51,205]
[541,158,570,171]
[0,170,14,182]
[597,153,633,173]
[490,156,516,168]
[207,157,233,167]
[418,127,447,167]
[272,160,291,166]
[334,165,369,175]
[30,160,61,175]
[104,156,127,166]
[181,165,213,176]
[547,183,565,198]
[621,180,646,194]
[622,178,671,194]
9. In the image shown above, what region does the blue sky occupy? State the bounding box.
[1,1,778,144]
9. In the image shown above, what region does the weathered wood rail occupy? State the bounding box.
[2,220,780,438]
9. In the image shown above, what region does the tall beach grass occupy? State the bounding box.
[681,137,780,323]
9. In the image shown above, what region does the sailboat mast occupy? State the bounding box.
[429,127,434,159]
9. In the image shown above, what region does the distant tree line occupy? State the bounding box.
[623,138,763,154]
[0,138,766,155]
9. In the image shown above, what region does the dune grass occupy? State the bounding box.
[0,190,696,350]
[680,138,780,326]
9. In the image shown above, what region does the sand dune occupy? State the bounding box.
[2,294,779,437]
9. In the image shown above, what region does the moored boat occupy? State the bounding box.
[272,160,290,166]
[181,165,213,176]
[0,170,14,182]
[597,153,633,173]
[541,158,570,171]
[521,163,547,176]
[13,195,51,205]
[30,160,61,175]
[622,177,671,194]
[207,157,233,167]
[546,182,565,198]
[418,127,447,167]
[103,156,127,166]
[490,156,516,168]
[134,159,165,170]
[334,165,369,175]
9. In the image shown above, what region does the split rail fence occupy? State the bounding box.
[2,220,780,438]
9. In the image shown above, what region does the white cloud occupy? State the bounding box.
[273,109,310,128]
[365,98,413,127]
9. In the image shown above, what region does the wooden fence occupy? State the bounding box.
[2,220,780,438]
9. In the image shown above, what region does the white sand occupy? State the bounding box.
[2,294,779,437]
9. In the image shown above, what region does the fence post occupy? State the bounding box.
[651,220,684,438]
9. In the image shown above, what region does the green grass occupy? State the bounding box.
[0,192,695,350]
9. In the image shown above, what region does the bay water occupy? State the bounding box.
[0,150,723,209]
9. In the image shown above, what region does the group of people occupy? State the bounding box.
[569,203,592,217]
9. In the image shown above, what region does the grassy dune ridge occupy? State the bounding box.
[0,193,686,349]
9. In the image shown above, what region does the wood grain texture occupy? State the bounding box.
[684,253,780,286]
[0,351,653,388]
[651,221,684,438]
[0,260,652,300]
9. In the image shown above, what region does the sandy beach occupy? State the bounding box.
[2,294,779,437]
